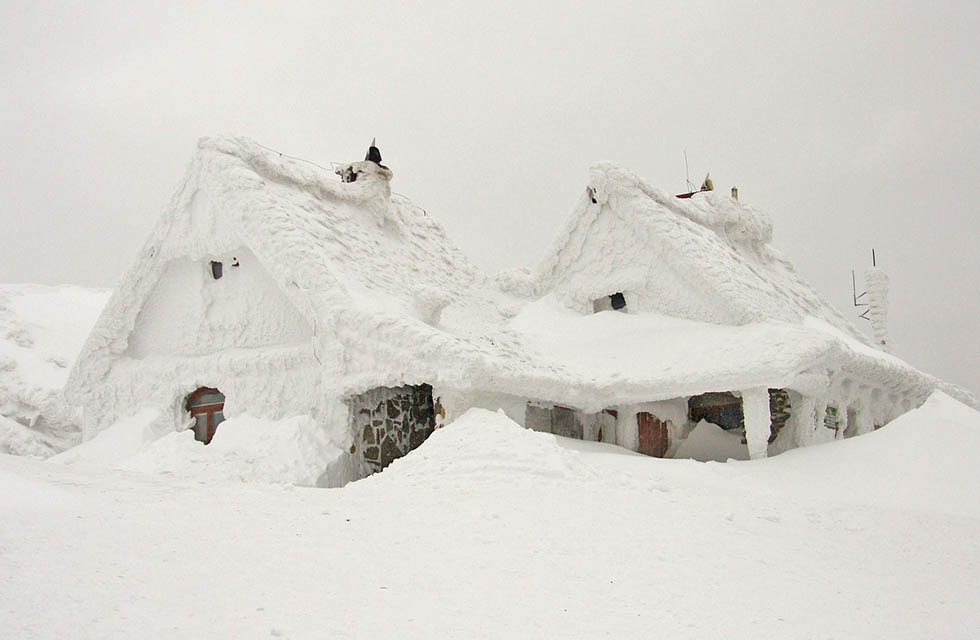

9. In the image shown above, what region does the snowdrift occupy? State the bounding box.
[50,410,348,487]
[0,284,109,456]
[2,390,978,638]
[368,392,979,518]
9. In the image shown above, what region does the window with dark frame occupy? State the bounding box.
[185,387,226,444]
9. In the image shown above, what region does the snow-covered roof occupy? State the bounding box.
[535,163,867,339]
[67,137,975,414]
[67,137,488,392]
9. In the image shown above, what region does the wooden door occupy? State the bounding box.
[637,411,668,458]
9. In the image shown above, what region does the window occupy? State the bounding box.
[210,261,223,280]
[592,292,627,313]
[185,387,226,444]
[688,392,745,431]
[823,405,840,433]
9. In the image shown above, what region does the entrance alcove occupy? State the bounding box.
[185,387,226,444]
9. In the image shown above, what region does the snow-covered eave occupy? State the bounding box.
[337,317,822,414]
[801,317,977,407]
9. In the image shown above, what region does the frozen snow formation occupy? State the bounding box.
[0,285,109,457]
[58,135,974,486]
[864,266,890,351]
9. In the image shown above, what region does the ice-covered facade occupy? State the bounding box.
[64,137,975,485]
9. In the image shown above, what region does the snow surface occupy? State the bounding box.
[0,284,109,455]
[672,419,750,462]
[49,409,348,487]
[1,391,977,638]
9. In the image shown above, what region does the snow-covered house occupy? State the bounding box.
[64,137,974,485]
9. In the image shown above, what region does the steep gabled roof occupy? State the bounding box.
[67,137,485,393]
[535,163,867,341]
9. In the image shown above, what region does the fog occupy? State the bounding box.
[1,1,977,393]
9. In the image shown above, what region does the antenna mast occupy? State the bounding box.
[683,150,695,192]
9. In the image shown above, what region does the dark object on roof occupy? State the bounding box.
[365,137,383,165]
[210,260,223,280]
[609,292,626,310]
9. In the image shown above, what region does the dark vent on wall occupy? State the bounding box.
[210,261,223,280]
[609,292,626,310]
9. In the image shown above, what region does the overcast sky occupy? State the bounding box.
[1,1,977,395]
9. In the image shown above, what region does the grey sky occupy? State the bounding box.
[1,1,977,394]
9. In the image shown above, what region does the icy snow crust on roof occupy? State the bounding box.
[67,137,974,425]
[67,136,485,391]
[536,163,866,336]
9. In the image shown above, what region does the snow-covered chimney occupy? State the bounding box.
[864,266,890,351]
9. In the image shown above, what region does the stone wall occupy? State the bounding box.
[350,384,436,474]
[767,389,792,443]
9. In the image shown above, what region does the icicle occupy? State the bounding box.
[741,388,771,459]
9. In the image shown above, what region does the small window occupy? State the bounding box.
[592,292,627,313]
[185,387,226,444]
[210,261,223,280]
[689,392,744,431]
[823,406,840,432]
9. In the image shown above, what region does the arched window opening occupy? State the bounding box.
[185,387,225,444]
[688,391,744,432]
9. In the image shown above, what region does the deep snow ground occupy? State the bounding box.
[2,393,978,639]
[0,284,109,456]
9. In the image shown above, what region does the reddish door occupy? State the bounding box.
[637,412,668,458]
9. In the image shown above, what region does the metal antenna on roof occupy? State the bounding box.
[852,270,870,321]
[683,150,695,192]
[851,247,877,322]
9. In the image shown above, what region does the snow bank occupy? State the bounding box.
[754,390,980,517]
[0,284,109,454]
[118,413,345,487]
[366,408,596,485]
[50,408,164,466]
[0,413,61,458]
[49,406,345,487]
[3,390,980,638]
[673,419,750,462]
